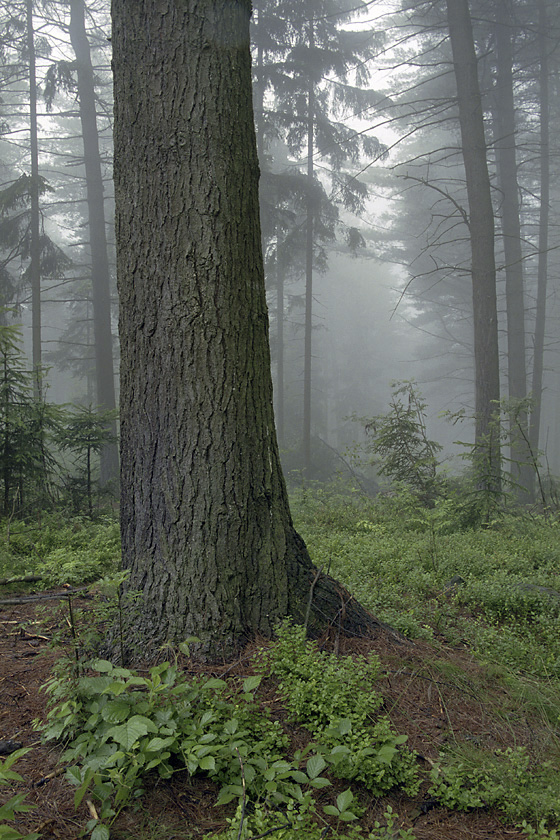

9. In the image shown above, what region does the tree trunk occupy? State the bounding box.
[446,0,501,494]
[112,0,382,660]
[529,0,550,464]
[26,0,41,397]
[69,0,119,487]
[303,24,315,477]
[276,226,285,446]
[493,0,532,500]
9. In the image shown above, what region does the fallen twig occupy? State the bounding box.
[0,587,90,605]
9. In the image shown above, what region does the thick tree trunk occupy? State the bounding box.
[493,0,532,500]
[446,0,501,494]
[112,0,382,659]
[69,0,119,487]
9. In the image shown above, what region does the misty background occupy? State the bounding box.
[1,0,559,497]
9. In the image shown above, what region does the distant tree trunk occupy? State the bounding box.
[303,20,315,475]
[69,0,118,487]
[446,0,501,493]
[493,0,532,499]
[276,227,285,446]
[529,0,550,463]
[26,0,41,396]
[112,0,382,659]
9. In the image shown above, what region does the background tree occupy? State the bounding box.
[446,0,501,492]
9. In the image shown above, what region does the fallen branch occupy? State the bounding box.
[0,587,90,606]
[0,574,43,586]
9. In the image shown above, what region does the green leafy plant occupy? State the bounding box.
[366,805,417,840]
[0,749,40,840]
[255,620,419,797]
[37,656,335,836]
[429,746,560,824]
[323,788,360,822]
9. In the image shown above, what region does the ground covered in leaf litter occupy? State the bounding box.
[0,587,537,840]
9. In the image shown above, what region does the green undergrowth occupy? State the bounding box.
[292,486,560,678]
[35,625,418,840]
[4,486,560,838]
[0,513,120,588]
[290,484,560,833]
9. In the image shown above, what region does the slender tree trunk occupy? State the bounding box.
[112,0,382,659]
[26,0,41,397]
[493,0,532,499]
[69,0,118,487]
[530,0,550,463]
[446,0,501,494]
[303,18,315,475]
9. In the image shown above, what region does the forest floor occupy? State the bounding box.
[0,586,539,840]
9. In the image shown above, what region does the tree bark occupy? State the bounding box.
[112,0,382,659]
[446,0,501,494]
[276,226,285,446]
[26,0,41,397]
[529,0,550,463]
[493,0,532,499]
[69,0,119,486]
[303,19,315,476]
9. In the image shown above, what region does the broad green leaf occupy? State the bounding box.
[0,828,40,840]
[337,718,353,736]
[65,765,82,786]
[309,776,331,788]
[307,754,327,779]
[146,736,176,752]
[242,675,261,693]
[101,700,133,723]
[202,678,227,690]
[336,789,354,813]
[101,682,128,697]
[377,745,397,764]
[105,715,156,749]
[91,824,110,840]
[199,755,216,771]
[339,811,359,822]
[89,659,114,673]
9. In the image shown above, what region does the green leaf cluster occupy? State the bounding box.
[428,746,560,824]
[37,656,340,835]
[0,749,40,840]
[256,620,419,796]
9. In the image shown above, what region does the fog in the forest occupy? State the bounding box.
[1,0,559,502]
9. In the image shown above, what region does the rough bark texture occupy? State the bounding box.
[112,0,381,659]
[69,0,119,486]
[446,0,501,491]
